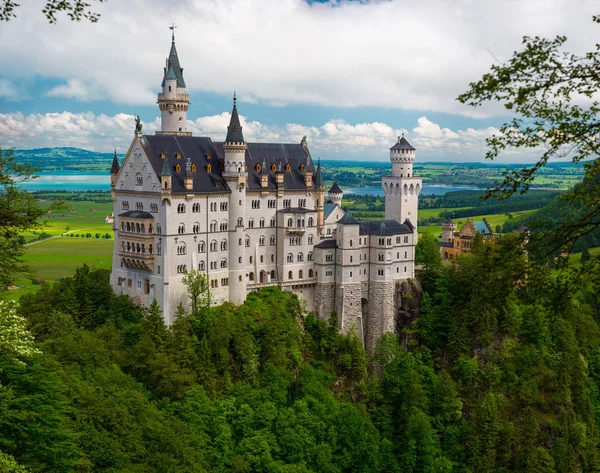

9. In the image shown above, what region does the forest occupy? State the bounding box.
[2,233,600,472]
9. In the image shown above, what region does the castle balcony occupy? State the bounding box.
[286,226,306,235]
[118,252,154,272]
[247,278,316,290]
[157,93,189,101]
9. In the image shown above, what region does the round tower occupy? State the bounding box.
[442,218,456,242]
[382,135,422,230]
[390,135,416,177]
[157,25,190,135]
[328,182,343,205]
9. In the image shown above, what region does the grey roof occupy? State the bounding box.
[315,159,324,187]
[225,97,244,143]
[359,219,414,235]
[324,202,338,219]
[119,210,154,219]
[110,150,120,174]
[329,182,343,194]
[390,136,415,151]
[277,207,311,213]
[161,41,186,88]
[338,210,360,225]
[239,142,314,191]
[140,135,315,194]
[164,64,178,81]
[439,242,453,248]
[315,239,338,249]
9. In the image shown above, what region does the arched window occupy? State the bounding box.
[136,173,143,186]
[198,241,205,252]
[245,236,251,247]
[144,279,150,294]
[207,164,212,172]
[121,221,125,231]
[270,218,275,227]
[308,217,314,226]
[259,236,265,246]
[309,269,313,278]
[299,270,303,279]
[249,272,254,281]
[199,261,205,271]
[248,218,255,229]
[259,218,265,228]
[177,203,185,213]
[271,164,276,172]
[191,164,196,172]
[287,218,293,227]
[288,271,293,280]
[210,240,217,252]
[270,235,276,245]
[287,253,293,263]
[156,224,161,234]
[176,164,181,172]
[285,164,290,172]
[297,252,304,262]
[308,235,314,245]
[308,252,313,261]
[148,244,153,254]
[221,259,228,268]
[193,223,200,233]
[178,223,185,234]
[237,217,243,227]
[221,240,228,251]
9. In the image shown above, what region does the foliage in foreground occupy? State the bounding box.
[0,242,599,472]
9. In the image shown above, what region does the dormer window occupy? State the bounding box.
[271,164,276,172]
[160,152,166,159]
[255,164,261,172]
[300,164,305,171]
[175,164,181,172]
[206,153,212,160]
[176,152,182,159]
[285,164,290,172]
[207,164,212,173]
[191,164,196,172]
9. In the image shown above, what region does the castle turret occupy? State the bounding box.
[222,92,248,305]
[160,154,172,195]
[442,218,456,243]
[315,159,325,234]
[328,182,343,206]
[382,135,422,231]
[110,149,120,187]
[157,26,190,135]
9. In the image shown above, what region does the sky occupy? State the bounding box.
[0,0,598,162]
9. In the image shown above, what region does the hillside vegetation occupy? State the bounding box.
[2,234,600,472]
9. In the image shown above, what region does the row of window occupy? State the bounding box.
[120,241,155,255]
[286,217,314,227]
[120,221,154,234]
[121,201,159,213]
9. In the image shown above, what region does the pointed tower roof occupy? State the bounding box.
[329,182,343,194]
[225,92,245,143]
[161,26,186,88]
[315,158,324,188]
[261,159,269,175]
[110,149,120,174]
[338,210,360,225]
[161,156,172,176]
[390,135,415,151]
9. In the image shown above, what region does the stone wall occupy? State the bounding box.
[365,280,396,353]
[314,282,336,321]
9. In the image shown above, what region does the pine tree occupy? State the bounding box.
[581,244,590,262]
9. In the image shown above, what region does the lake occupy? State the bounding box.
[20,172,483,195]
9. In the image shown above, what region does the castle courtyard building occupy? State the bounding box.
[109,31,422,350]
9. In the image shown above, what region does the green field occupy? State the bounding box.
[5,237,113,300]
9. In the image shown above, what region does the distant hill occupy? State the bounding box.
[12,147,117,172]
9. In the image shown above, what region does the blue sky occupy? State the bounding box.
[0,0,598,162]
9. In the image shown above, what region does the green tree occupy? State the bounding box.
[458,16,600,253]
[581,243,590,262]
[0,149,60,287]
[181,269,212,329]
[415,232,442,274]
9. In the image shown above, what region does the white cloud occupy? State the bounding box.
[0,110,546,162]
[0,0,598,115]
[0,79,29,101]
[46,78,100,101]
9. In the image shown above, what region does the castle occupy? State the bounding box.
[109,31,422,351]
[439,218,495,260]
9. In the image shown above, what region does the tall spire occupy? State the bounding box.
[161,156,172,176]
[225,92,244,143]
[110,149,120,174]
[161,24,185,88]
[315,158,323,188]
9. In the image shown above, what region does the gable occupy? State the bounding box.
[115,137,161,193]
